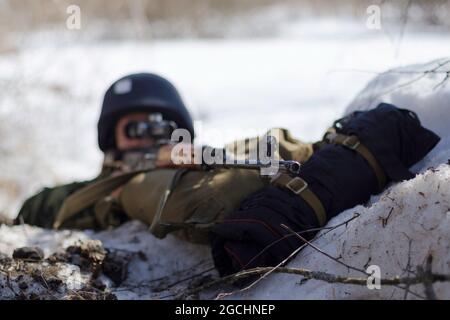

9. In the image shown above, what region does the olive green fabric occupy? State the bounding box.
[225,128,314,164]
[53,169,146,229]
[119,128,313,244]
[16,167,121,230]
[17,179,129,230]
[17,128,314,243]
[119,168,267,243]
[17,180,97,229]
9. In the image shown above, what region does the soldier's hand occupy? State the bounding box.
[210,186,320,276]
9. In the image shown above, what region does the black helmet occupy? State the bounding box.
[98,73,194,152]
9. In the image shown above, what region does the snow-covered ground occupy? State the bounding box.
[0,18,449,299]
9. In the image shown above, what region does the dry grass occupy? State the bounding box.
[1,0,449,35]
[0,0,449,51]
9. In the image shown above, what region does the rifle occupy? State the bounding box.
[110,135,302,176]
[199,135,301,176]
[202,159,301,176]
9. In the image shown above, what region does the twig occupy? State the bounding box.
[433,71,450,91]
[184,218,427,300]
[212,214,362,299]
[367,59,450,105]
[281,224,369,276]
[329,68,450,76]
[381,207,394,228]
[177,213,362,299]
[242,213,361,272]
[164,267,216,290]
[417,253,438,300]
[39,271,50,290]
[403,239,414,300]
[177,265,450,299]
[213,243,309,300]
[283,224,425,299]
[111,261,214,294]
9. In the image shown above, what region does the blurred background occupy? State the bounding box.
[1,0,450,219]
[3,0,450,40]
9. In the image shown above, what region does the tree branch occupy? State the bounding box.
[178,265,450,299]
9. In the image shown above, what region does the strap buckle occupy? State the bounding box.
[342,135,360,150]
[286,177,308,194]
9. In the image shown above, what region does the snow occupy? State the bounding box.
[1,18,450,299]
[346,58,450,172]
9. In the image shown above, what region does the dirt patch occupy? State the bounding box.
[0,239,137,300]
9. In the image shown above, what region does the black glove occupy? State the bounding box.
[210,186,319,276]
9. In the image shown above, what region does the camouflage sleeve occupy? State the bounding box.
[16,181,92,229]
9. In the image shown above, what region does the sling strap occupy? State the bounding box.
[53,169,147,229]
[271,173,327,227]
[148,168,189,236]
[272,132,387,228]
[324,132,387,191]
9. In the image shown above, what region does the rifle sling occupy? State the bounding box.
[271,174,327,227]
[325,133,387,191]
[272,133,387,228]
[53,169,147,229]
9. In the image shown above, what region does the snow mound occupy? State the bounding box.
[346,58,450,171]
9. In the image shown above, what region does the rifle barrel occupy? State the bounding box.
[205,160,301,175]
